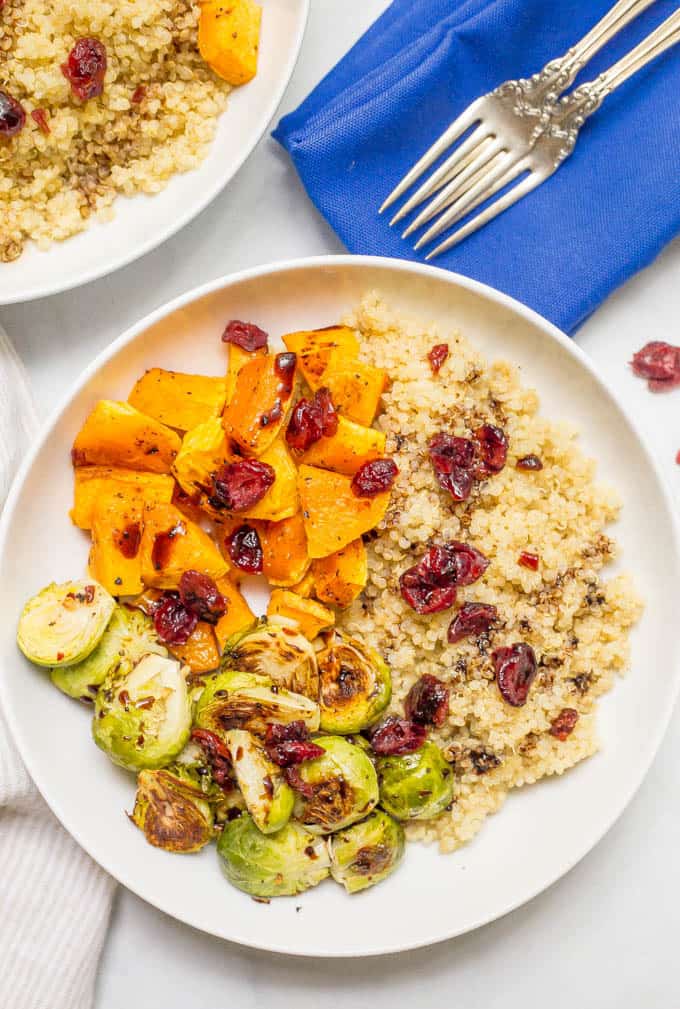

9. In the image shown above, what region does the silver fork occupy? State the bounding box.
[419,8,680,260]
[378,0,657,232]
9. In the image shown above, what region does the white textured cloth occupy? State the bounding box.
[0,325,116,1009]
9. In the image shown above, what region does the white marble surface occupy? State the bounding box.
[3,0,680,1003]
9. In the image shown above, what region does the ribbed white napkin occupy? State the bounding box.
[0,325,115,1009]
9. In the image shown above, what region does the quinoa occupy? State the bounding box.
[338,293,642,854]
[0,0,229,261]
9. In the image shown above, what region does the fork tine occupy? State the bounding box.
[379,98,486,215]
[412,157,525,236]
[425,171,542,260]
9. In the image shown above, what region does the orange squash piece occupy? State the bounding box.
[299,416,386,475]
[222,353,297,456]
[128,368,226,432]
[214,575,256,650]
[167,621,221,673]
[71,467,174,530]
[321,362,387,426]
[172,417,235,498]
[139,503,228,590]
[267,590,334,640]
[72,400,181,474]
[289,569,316,599]
[198,0,261,86]
[89,495,145,596]
[312,539,367,608]
[260,513,310,586]
[234,437,298,523]
[225,344,267,403]
[297,464,391,558]
[282,325,359,391]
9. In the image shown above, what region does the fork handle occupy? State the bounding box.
[560,0,658,77]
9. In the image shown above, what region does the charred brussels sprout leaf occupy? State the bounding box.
[131,766,214,853]
[93,653,192,771]
[292,735,379,835]
[224,729,294,834]
[194,670,320,738]
[317,631,391,733]
[376,741,454,821]
[18,579,115,668]
[217,812,330,898]
[223,617,319,698]
[329,809,405,893]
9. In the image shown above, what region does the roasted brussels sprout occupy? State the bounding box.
[376,741,454,820]
[224,617,318,698]
[194,670,320,737]
[217,812,330,898]
[18,579,115,668]
[50,607,167,701]
[329,809,405,893]
[131,766,214,853]
[292,735,379,835]
[93,653,192,771]
[224,729,294,834]
[316,631,391,733]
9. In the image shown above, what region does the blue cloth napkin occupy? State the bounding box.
[273,0,680,334]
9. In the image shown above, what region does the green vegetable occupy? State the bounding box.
[223,617,319,698]
[317,631,391,733]
[131,766,214,853]
[194,670,320,738]
[92,653,192,771]
[50,607,167,701]
[18,579,115,668]
[292,735,379,835]
[217,813,330,898]
[224,729,294,834]
[329,809,405,893]
[376,741,454,821]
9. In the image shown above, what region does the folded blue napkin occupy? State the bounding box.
[274,0,680,334]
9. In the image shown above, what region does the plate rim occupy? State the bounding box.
[2,254,679,956]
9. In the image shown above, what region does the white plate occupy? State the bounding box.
[0,0,309,306]
[1,256,679,957]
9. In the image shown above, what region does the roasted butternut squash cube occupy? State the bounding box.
[289,569,316,599]
[139,503,228,590]
[71,467,174,530]
[312,539,367,608]
[297,464,391,558]
[299,416,386,475]
[128,368,226,432]
[167,621,221,673]
[222,353,296,456]
[89,495,144,596]
[225,344,267,403]
[72,400,181,474]
[260,513,310,586]
[235,437,298,523]
[198,0,262,86]
[214,575,256,650]
[267,590,334,640]
[172,417,235,498]
[322,362,387,426]
[282,325,359,391]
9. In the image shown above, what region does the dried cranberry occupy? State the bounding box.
[210,459,275,511]
[114,522,141,559]
[30,108,50,135]
[518,551,539,571]
[264,722,324,767]
[399,541,488,614]
[227,524,263,573]
[0,90,26,138]
[286,387,338,452]
[493,643,537,707]
[351,458,399,497]
[428,433,475,502]
[404,674,449,726]
[151,522,185,570]
[475,424,508,475]
[427,343,450,374]
[448,602,498,643]
[191,728,233,789]
[153,593,198,644]
[221,320,269,352]
[178,570,226,623]
[61,38,107,101]
[369,716,427,755]
[447,541,489,585]
[630,341,680,391]
[130,85,146,104]
[516,454,543,471]
[549,708,579,741]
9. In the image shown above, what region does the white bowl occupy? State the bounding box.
[1,256,679,956]
[0,0,309,306]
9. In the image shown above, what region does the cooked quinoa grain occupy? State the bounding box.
[338,294,642,853]
[0,0,229,261]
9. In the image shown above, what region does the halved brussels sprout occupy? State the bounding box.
[217,812,330,898]
[194,670,320,738]
[224,617,319,698]
[376,741,454,821]
[93,653,192,771]
[131,766,214,853]
[292,735,379,835]
[50,607,167,702]
[224,729,294,834]
[329,809,405,893]
[18,579,115,668]
[316,631,391,733]
[175,740,247,826]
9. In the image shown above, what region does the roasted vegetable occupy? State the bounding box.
[217,813,330,898]
[128,368,226,433]
[223,617,318,697]
[282,326,360,390]
[260,512,310,586]
[289,569,316,599]
[194,670,320,737]
[267,590,334,640]
[317,631,391,733]
[321,362,387,426]
[93,653,192,771]
[131,766,214,853]
[139,502,228,589]
[312,538,367,608]
[234,437,298,522]
[70,467,174,531]
[166,620,220,674]
[172,417,234,499]
[18,579,115,668]
[71,400,182,474]
[376,742,455,821]
[329,809,405,893]
[89,493,144,596]
[297,464,391,558]
[291,735,379,834]
[222,353,297,457]
[224,729,294,833]
[213,575,256,651]
[225,343,267,403]
[198,0,262,86]
[300,416,386,476]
